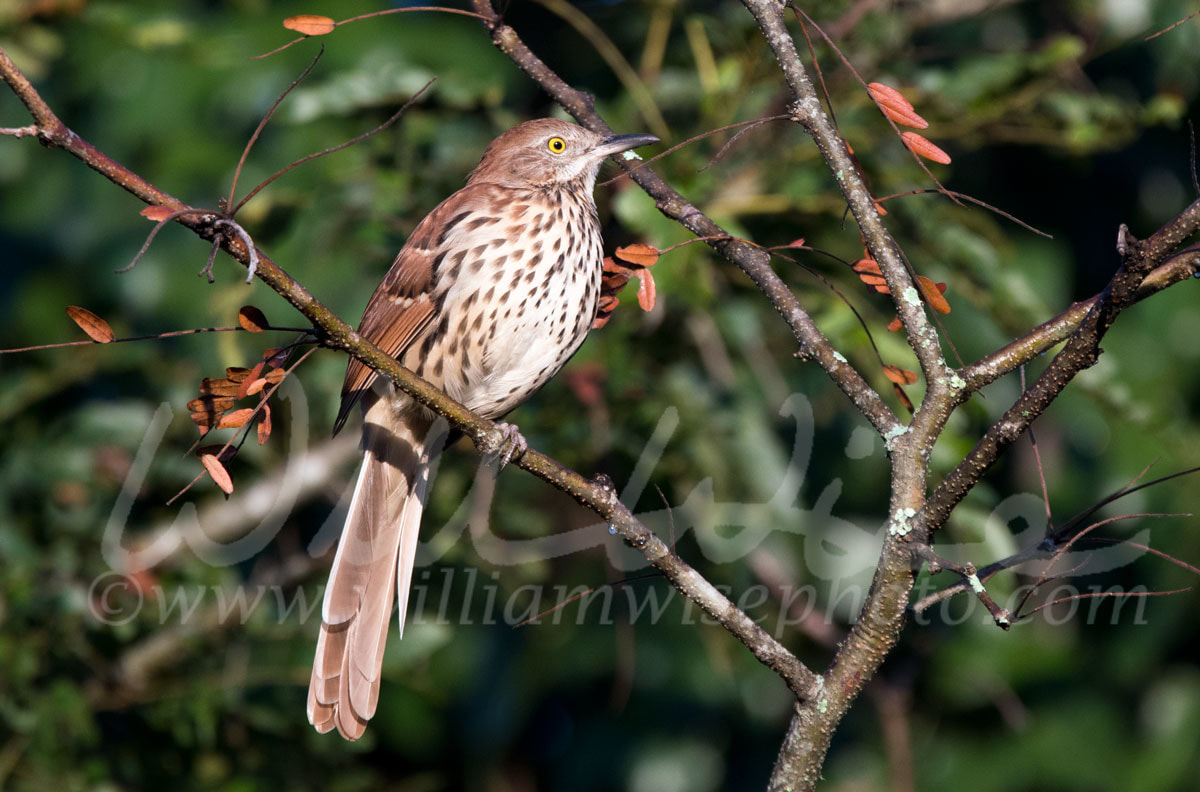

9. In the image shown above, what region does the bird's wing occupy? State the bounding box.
[333,184,507,434]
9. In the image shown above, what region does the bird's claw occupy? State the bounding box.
[491,422,528,470]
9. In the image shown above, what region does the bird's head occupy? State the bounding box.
[468,118,658,190]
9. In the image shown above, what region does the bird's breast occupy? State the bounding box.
[404,187,603,418]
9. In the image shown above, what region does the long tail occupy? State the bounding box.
[307,406,435,739]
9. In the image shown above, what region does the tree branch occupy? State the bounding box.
[743,0,949,388]
[961,247,1200,391]
[920,211,1200,538]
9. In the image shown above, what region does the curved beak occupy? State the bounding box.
[593,132,660,159]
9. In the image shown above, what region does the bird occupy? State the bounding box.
[306,118,658,739]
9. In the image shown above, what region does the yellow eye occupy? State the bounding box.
[547,136,567,154]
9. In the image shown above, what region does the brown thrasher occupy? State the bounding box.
[307,119,658,739]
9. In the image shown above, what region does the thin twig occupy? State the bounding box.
[0,325,303,355]
[875,188,1053,238]
[252,7,490,60]
[1018,586,1191,621]
[214,219,260,283]
[1014,512,1187,617]
[1144,10,1200,41]
[226,46,325,211]
[599,115,788,187]
[1021,366,1054,531]
[117,209,217,273]
[230,79,435,215]
[697,115,787,172]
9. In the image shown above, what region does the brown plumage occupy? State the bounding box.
[308,119,658,739]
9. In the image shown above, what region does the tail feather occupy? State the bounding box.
[307,406,434,740]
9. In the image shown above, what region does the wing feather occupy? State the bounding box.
[333,185,500,434]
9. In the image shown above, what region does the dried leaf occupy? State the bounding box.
[868,82,930,129]
[785,238,807,249]
[883,364,919,385]
[613,243,660,269]
[140,206,174,222]
[901,132,952,165]
[867,82,913,112]
[635,270,656,312]
[852,258,882,275]
[283,14,335,36]
[66,306,115,343]
[236,362,265,399]
[200,377,241,397]
[217,408,256,429]
[200,454,234,495]
[264,368,286,384]
[257,404,272,445]
[246,377,268,396]
[892,383,914,413]
[238,305,269,333]
[917,276,951,314]
[226,367,252,383]
[887,317,903,332]
[593,295,620,329]
[602,256,631,276]
[190,411,219,428]
[854,260,890,294]
[187,396,235,414]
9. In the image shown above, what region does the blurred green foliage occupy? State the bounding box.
[1,1,1199,790]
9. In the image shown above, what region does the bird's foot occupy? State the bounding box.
[488,422,528,470]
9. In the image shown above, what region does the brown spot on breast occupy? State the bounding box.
[438,211,472,245]
[448,250,467,280]
[467,216,499,231]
